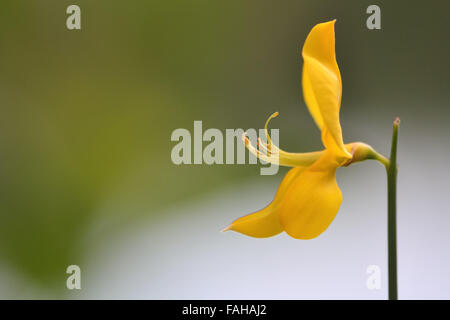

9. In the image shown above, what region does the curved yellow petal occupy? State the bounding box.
[302,20,351,161]
[302,65,324,129]
[278,152,342,239]
[223,167,304,238]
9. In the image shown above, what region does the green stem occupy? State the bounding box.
[387,118,400,300]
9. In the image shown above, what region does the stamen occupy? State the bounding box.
[263,112,293,157]
[257,137,271,156]
[241,116,325,168]
[264,112,279,148]
[242,132,279,164]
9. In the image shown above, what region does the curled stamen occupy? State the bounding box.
[264,111,279,149]
[263,112,293,157]
[242,120,325,168]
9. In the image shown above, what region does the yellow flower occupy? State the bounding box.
[223,20,388,240]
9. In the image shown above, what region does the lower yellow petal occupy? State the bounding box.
[223,167,304,238]
[278,153,342,239]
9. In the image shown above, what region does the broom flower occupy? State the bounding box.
[223,20,389,240]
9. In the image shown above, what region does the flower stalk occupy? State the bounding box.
[387,117,400,300]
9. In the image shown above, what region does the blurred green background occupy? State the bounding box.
[0,0,449,298]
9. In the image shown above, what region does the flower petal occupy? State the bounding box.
[223,167,304,238]
[302,20,351,161]
[278,152,342,239]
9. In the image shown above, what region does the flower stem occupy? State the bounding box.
[387,118,400,300]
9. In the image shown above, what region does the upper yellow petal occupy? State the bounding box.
[223,166,304,238]
[278,152,342,239]
[302,66,324,129]
[301,20,351,161]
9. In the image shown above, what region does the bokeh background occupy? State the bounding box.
[0,0,449,299]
